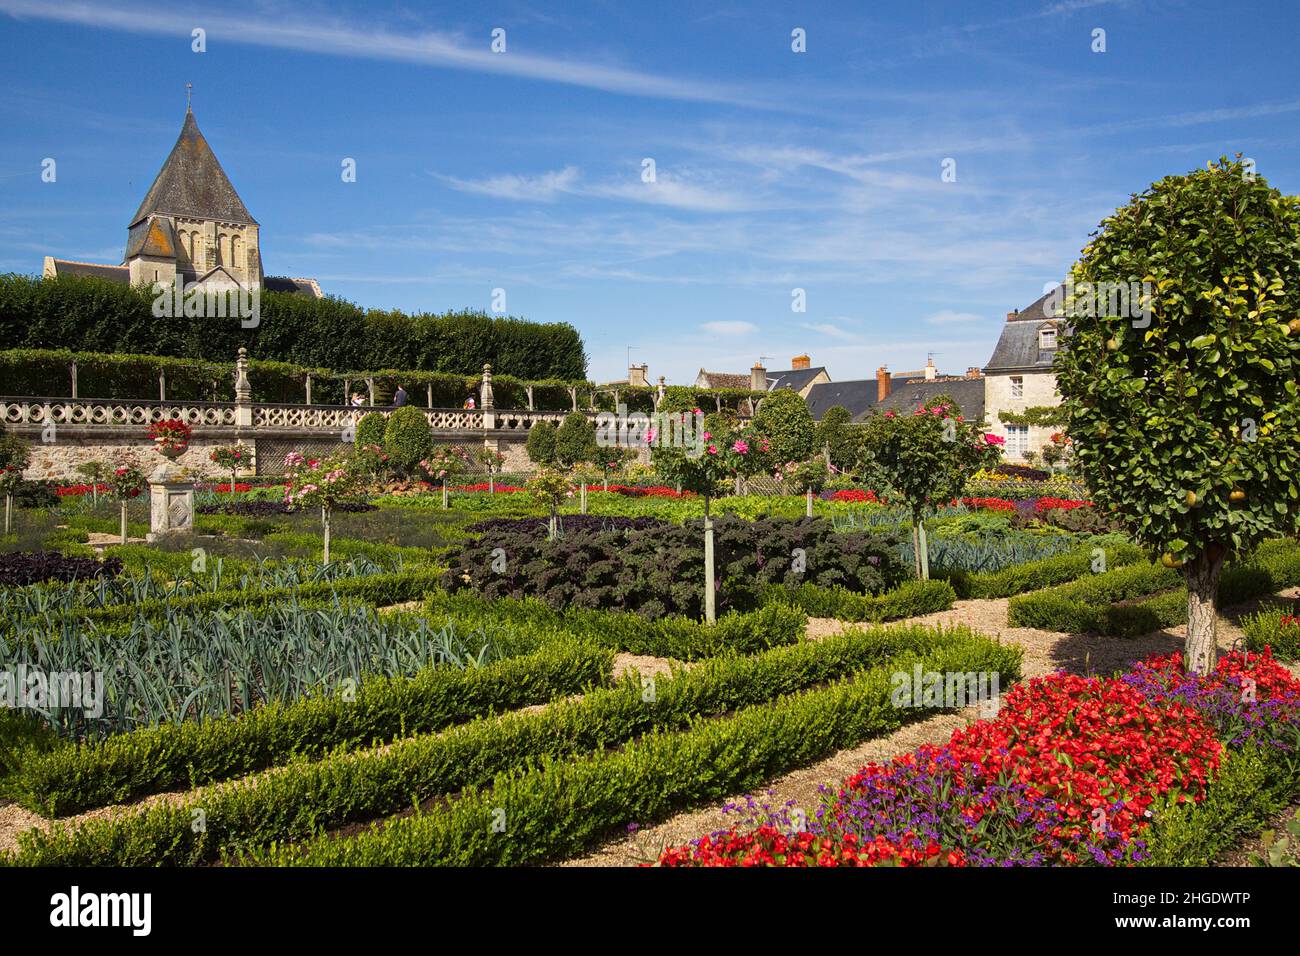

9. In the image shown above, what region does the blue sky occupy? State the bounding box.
[1,0,1297,386]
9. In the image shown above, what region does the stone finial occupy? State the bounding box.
[234,347,251,402]
[480,363,495,410]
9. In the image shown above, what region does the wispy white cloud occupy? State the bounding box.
[701,320,757,335]
[437,166,581,202]
[0,0,775,109]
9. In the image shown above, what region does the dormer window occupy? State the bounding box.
[1039,325,1057,350]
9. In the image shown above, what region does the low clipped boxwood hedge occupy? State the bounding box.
[4,624,1019,867]
[8,641,613,817]
[237,634,1022,867]
[940,543,1147,599]
[1008,539,1300,637]
[424,590,806,660]
[441,514,906,619]
[761,578,955,622]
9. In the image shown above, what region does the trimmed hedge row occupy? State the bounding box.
[9,641,613,817]
[4,623,1018,867]
[1140,743,1300,866]
[424,591,806,660]
[239,634,1022,866]
[761,578,955,622]
[940,543,1147,600]
[1008,540,1300,637]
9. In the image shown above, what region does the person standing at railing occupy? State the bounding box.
[393,384,408,408]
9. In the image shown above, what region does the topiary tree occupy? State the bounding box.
[525,420,558,467]
[355,411,388,448]
[815,405,857,472]
[554,411,599,468]
[74,460,107,507]
[382,406,433,475]
[753,388,815,465]
[651,413,770,622]
[1054,156,1300,676]
[856,399,1001,579]
[0,432,31,535]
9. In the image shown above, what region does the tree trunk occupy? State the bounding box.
[231,468,238,495]
[4,493,12,535]
[1184,545,1227,676]
[322,505,332,566]
[442,479,448,510]
[735,475,742,496]
[580,483,588,514]
[119,501,128,544]
[703,496,716,624]
[910,517,924,580]
[489,475,495,494]
[548,505,557,541]
[805,489,814,518]
[918,521,930,580]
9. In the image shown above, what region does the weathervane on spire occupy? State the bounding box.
[185,83,193,113]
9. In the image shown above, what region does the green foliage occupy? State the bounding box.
[1241,605,1300,661]
[9,642,612,817]
[942,543,1147,599]
[354,412,388,448]
[0,274,588,380]
[382,406,433,473]
[554,411,599,467]
[1253,806,1300,867]
[753,388,815,464]
[997,406,1066,428]
[857,399,1000,522]
[815,405,858,470]
[1054,157,1300,566]
[763,578,955,622]
[4,626,1018,866]
[235,635,1021,867]
[525,420,558,465]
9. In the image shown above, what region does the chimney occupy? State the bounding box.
[966,366,982,379]
[750,361,767,392]
[628,363,648,387]
[876,366,891,402]
[791,354,810,371]
[1006,309,1020,322]
[924,356,937,381]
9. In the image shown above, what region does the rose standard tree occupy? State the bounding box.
[856,399,1001,580]
[1055,156,1300,675]
[651,411,770,622]
[283,452,366,565]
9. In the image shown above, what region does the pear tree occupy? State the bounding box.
[1054,157,1300,675]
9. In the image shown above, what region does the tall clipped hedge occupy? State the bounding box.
[0,273,587,381]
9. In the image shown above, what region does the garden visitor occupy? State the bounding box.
[350,392,366,407]
[393,384,408,408]
[464,395,476,410]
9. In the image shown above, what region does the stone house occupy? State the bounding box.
[982,285,1066,460]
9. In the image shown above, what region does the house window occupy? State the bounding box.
[1039,327,1057,349]
[1010,376,1024,399]
[1006,426,1029,457]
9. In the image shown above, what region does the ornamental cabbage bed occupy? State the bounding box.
[441,515,906,619]
[652,649,1300,867]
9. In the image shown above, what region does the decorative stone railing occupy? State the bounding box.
[1,397,579,434]
[1,397,238,428]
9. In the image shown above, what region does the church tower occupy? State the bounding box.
[124,104,262,290]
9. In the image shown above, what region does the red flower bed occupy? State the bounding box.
[54,483,111,497]
[1034,497,1092,513]
[198,482,253,494]
[828,489,882,504]
[454,483,526,493]
[961,496,1016,511]
[601,484,691,498]
[650,654,1252,868]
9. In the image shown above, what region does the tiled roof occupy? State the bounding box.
[768,367,826,393]
[804,380,877,419]
[130,110,256,227]
[697,371,753,390]
[47,260,130,284]
[985,284,1066,372]
[858,377,987,423]
[264,276,323,298]
[124,217,177,259]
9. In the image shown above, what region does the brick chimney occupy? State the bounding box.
[750,361,767,392]
[791,354,810,370]
[876,366,891,402]
[1006,309,1020,322]
[628,363,648,387]
[924,356,937,381]
[966,366,982,379]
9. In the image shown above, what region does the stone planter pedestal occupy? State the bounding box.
[147,457,195,541]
